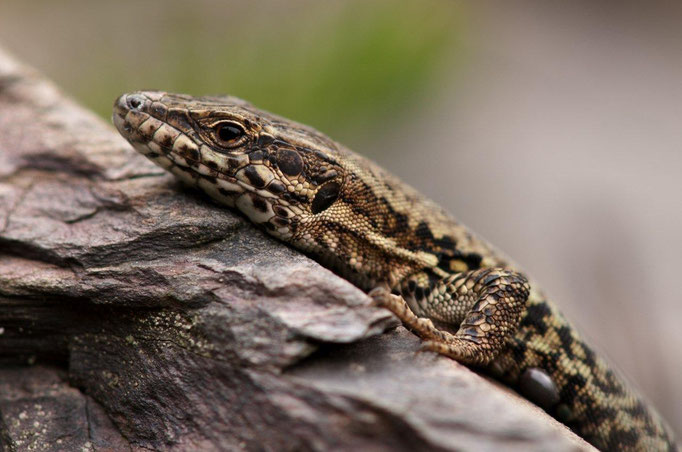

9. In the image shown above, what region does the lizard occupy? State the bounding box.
[112,91,677,451]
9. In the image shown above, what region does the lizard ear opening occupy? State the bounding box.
[311,181,340,214]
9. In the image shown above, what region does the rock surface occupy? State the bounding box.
[0,47,594,451]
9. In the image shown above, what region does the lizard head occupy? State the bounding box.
[115,91,457,287]
[113,91,347,239]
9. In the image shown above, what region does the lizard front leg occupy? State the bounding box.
[372,268,530,366]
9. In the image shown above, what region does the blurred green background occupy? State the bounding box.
[1,0,681,438]
[0,0,466,149]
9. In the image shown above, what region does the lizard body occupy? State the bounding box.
[113,91,677,451]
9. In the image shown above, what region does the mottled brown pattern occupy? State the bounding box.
[113,91,677,451]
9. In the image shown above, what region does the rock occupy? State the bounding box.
[0,46,595,451]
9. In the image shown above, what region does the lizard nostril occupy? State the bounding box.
[127,95,144,111]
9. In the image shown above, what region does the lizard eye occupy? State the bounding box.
[214,122,245,147]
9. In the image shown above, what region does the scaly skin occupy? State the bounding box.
[113,91,677,451]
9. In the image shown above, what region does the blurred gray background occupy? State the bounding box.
[1,0,680,437]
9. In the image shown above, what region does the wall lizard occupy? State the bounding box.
[113,91,677,451]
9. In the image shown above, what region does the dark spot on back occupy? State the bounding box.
[520,302,552,335]
[582,346,596,368]
[393,212,409,233]
[556,325,575,359]
[509,337,528,358]
[607,428,640,452]
[558,374,587,406]
[593,369,625,396]
[415,221,434,240]
[434,235,456,250]
[462,252,482,269]
[350,204,378,229]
